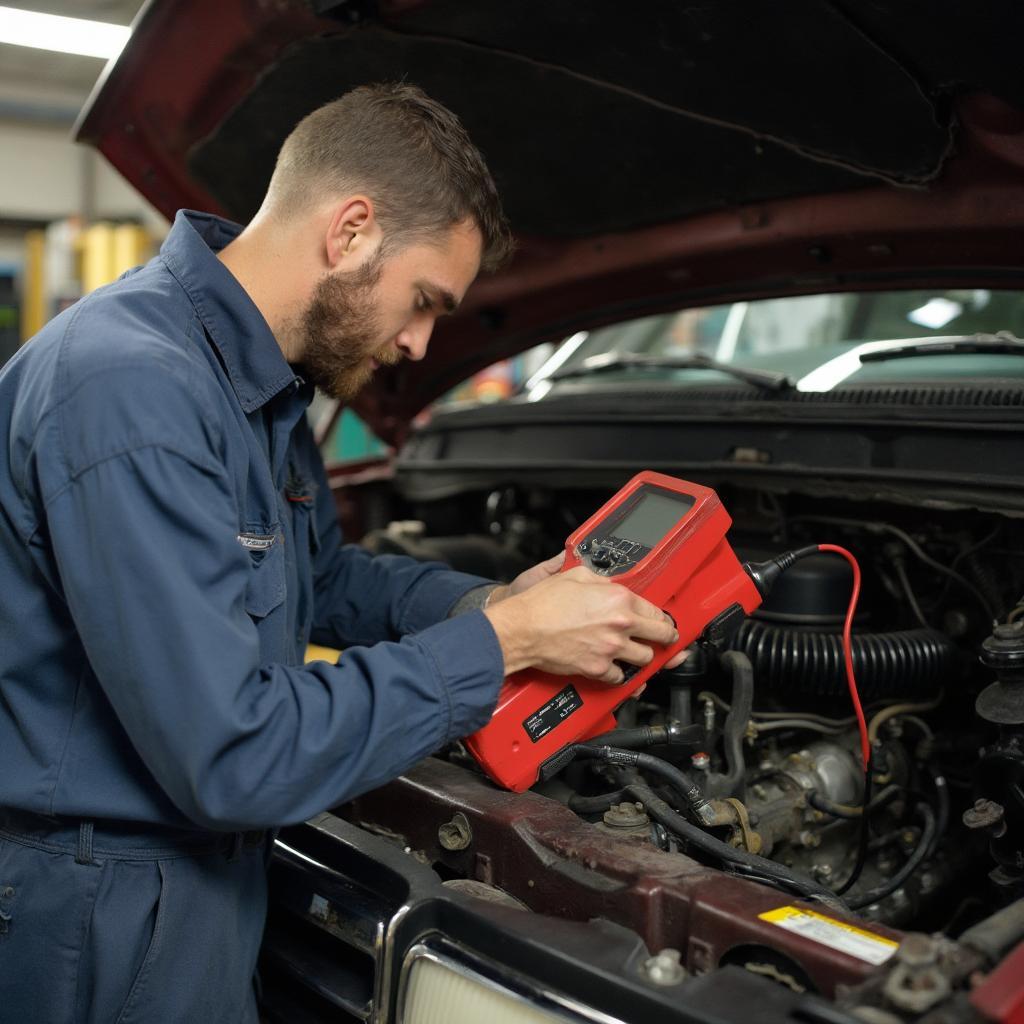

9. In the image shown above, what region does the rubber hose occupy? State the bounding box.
[623,782,845,909]
[960,896,1024,962]
[731,621,955,698]
[965,552,1003,622]
[928,769,949,860]
[567,789,630,815]
[544,744,712,824]
[567,782,691,817]
[847,803,937,911]
[586,723,703,749]
[705,651,753,799]
[809,784,902,819]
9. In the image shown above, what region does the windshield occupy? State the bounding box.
[527,288,1024,394]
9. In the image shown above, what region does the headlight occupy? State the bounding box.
[398,941,619,1024]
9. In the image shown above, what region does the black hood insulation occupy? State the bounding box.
[186,0,1023,237]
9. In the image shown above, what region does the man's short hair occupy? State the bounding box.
[266,83,513,272]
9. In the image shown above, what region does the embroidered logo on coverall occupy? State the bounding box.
[236,533,277,551]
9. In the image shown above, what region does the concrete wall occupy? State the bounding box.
[0,118,168,234]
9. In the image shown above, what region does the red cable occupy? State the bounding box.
[816,543,870,769]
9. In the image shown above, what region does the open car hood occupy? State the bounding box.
[77,0,1024,444]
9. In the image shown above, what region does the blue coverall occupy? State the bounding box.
[0,210,505,1022]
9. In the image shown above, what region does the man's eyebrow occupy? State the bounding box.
[418,281,459,313]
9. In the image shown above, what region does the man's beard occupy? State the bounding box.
[297,254,402,401]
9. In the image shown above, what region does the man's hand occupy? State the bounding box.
[484,565,680,684]
[484,551,565,608]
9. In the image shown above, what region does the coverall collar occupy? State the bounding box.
[160,209,299,413]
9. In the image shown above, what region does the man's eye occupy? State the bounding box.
[416,293,433,313]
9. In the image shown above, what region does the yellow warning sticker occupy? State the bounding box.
[758,906,899,965]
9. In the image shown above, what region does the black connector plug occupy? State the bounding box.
[742,545,819,599]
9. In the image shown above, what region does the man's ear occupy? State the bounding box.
[324,196,380,269]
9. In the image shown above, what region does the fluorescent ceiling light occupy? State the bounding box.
[0,5,130,60]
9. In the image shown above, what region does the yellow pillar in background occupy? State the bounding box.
[82,223,151,295]
[20,230,45,343]
[112,223,150,280]
[80,223,116,296]
[20,221,154,344]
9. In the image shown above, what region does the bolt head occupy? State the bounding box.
[643,948,686,986]
[603,802,649,829]
[994,622,1024,640]
[963,799,1005,831]
[437,812,473,851]
[897,933,938,968]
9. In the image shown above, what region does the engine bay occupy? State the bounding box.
[344,479,1024,1016]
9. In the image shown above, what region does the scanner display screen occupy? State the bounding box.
[615,489,695,548]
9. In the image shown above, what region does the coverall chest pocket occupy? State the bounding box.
[239,532,286,619]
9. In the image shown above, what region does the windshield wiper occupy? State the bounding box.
[546,351,794,391]
[859,332,1024,364]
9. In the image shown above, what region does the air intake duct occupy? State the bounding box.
[732,547,955,697]
[730,620,954,698]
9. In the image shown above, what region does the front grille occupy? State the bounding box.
[258,829,397,1023]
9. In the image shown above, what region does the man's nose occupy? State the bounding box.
[395,320,433,362]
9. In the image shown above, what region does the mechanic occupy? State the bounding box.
[0,84,680,1022]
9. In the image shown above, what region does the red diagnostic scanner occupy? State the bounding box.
[466,471,762,792]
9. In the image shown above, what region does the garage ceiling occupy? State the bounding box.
[0,1,145,120]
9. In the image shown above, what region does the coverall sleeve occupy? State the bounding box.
[306,443,496,648]
[44,370,504,831]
